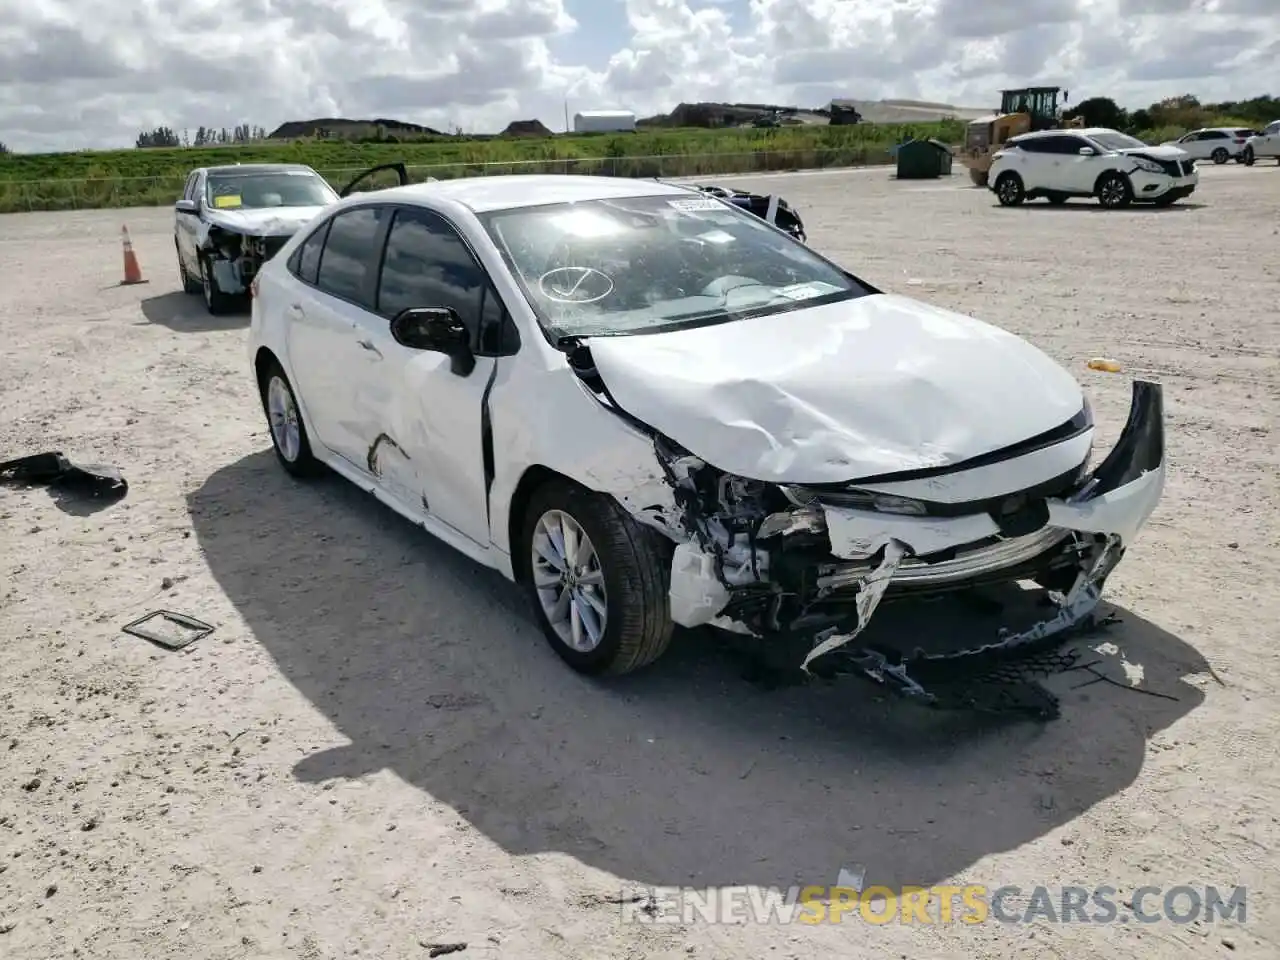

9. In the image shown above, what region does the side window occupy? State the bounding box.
[376,207,487,344]
[1204,131,1226,140]
[289,220,331,286]
[1265,122,1280,136]
[1010,138,1043,152]
[181,173,196,202]
[1039,136,1078,154]
[315,206,386,306]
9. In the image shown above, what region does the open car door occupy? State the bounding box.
[337,162,411,198]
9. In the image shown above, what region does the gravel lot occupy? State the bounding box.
[1,163,1277,959]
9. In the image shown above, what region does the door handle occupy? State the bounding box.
[357,339,382,356]
[287,303,304,318]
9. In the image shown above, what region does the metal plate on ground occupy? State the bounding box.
[121,610,215,650]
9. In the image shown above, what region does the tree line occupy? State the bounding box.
[1064,94,1278,138]
[134,124,270,148]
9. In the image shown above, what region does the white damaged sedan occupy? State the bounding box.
[248,174,1165,713]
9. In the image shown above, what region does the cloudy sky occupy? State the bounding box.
[1,0,1276,152]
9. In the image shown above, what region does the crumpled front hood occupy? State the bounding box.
[1122,144,1188,160]
[204,205,326,237]
[586,292,1085,484]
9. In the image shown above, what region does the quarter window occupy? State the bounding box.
[315,207,386,306]
[289,220,331,286]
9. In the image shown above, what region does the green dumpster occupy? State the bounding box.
[895,138,954,179]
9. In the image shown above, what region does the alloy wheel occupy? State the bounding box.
[266,375,302,462]
[530,509,608,653]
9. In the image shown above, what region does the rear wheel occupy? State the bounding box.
[520,479,674,676]
[258,361,323,478]
[995,172,1025,206]
[177,243,201,294]
[1211,147,1229,164]
[1096,172,1133,209]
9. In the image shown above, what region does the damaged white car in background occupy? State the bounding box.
[174,161,409,315]
[247,174,1166,719]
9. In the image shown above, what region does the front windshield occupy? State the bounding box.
[477,194,869,340]
[205,170,337,210]
[1089,130,1147,151]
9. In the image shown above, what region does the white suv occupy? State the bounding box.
[988,127,1198,209]
[1243,121,1280,165]
[1162,127,1252,164]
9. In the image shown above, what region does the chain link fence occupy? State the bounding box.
[0,147,902,214]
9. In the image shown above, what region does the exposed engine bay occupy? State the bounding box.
[202,227,290,295]
[568,339,1166,719]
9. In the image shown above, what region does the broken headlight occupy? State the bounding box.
[782,485,928,516]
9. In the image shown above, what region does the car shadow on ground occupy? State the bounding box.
[188,451,1210,891]
[993,202,1207,213]
[140,291,248,332]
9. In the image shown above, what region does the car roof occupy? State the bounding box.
[201,163,318,176]
[1010,128,1091,140]
[359,174,699,214]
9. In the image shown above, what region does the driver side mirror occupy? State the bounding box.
[1078,146,1096,156]
[389,307,475,376]
[175,198,199,215]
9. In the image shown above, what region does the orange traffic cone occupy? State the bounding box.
[119,225,148,285]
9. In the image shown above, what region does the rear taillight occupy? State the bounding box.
[1235,138,1246,144]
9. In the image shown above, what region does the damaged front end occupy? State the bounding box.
[202,226,291,296]
[654,380,1165,717]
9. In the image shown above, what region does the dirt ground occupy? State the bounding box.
[1,162,1277,960]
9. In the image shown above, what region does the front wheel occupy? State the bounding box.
[521,480,674,676]
[995,172,1025,206]
[1242,146,1255,166]
[200,254,238,315]
[1096,172,1133,209]
[1211,147,1229,164]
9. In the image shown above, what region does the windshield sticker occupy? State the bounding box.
[667,197,725,212]
[212,195,242,208]
[777,282,838,300]
[697,229,735,244]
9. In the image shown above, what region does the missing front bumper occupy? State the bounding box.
[669,380,1166,717]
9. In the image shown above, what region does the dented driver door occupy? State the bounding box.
[348,205,497,547]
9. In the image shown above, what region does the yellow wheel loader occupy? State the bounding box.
[961,87,1085,187]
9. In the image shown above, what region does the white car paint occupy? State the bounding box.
[989,127,1198,206]
[202,205,328,237]
[586,292,1084,483]
[1162,127,1251,163]
[247,173,1168,695]
[1244,120,1280,163]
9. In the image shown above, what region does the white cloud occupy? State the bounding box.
[0,0,1275,151]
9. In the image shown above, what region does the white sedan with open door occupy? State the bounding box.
[247,174,1167,719]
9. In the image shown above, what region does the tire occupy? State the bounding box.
[1211,147,1229,164]
[995,172,1025,206]
[257,360,323,478]
[1242,146,1254,166]
[1096,172,1133,209]
[520,479,674,676]
[177,243,201,294]
[200,253,238,315]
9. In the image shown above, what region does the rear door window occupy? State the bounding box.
[315,206,388,307]
[289,220,332,286]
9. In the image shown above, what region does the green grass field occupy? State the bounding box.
[0,122,964,213]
